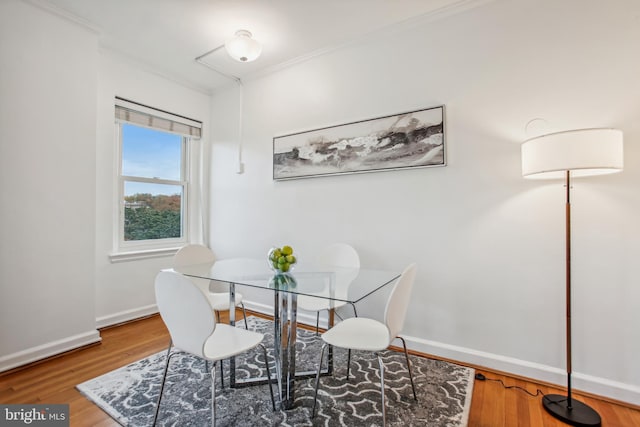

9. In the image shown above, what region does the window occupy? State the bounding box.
[113,98,202,257]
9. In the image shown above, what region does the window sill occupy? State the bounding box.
[109,247,181,263]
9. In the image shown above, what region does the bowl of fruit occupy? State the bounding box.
[268,245,297,274]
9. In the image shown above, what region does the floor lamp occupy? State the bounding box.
[521,128,623,427]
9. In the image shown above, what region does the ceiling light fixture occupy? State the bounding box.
[195,31,260,175]
[225,30,262,62]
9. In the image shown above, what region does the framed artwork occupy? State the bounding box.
[273,105,445,180]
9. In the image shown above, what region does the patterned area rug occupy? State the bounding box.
[77,317,474,426]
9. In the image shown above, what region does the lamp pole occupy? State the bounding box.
[541,169,601,426]
[565,170,573,409]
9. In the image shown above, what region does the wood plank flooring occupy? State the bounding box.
[1,313,638,426]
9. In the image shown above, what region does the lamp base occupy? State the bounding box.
[542,394,601,427]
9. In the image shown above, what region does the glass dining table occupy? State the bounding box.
[173,258,400,410]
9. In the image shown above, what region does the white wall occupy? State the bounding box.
[0,0,100,370]
[94,52,212,327]
[0,0,212,370]
[1,0,637,406]
[209,0,640,404]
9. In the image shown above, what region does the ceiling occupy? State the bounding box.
[40,0,470,93]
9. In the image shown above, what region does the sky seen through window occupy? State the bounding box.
[122,124,182,196]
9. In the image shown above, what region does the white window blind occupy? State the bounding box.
[114,97,202,139]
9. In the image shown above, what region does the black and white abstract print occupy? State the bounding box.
[273,106,445,180]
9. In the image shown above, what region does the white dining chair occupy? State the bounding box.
[152,270,276,427]
[173,244,248,329]
[297,243,360,334]
[311,263,418,426]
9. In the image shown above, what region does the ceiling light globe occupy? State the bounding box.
[225,30,262,62]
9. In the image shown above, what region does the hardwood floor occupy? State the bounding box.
[1,313,638,426]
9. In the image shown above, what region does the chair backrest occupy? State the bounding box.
[155,270,215,358]
[173,244,217,293]
[316,244,360,300]
[173,244,216,267]
[384,263,417,340]
[317,243,360,268]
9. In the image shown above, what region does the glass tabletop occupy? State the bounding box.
[173,258,400,304]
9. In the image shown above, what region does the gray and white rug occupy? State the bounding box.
[77,317,474,426]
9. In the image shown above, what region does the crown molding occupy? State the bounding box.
[23,0,101,35]
[100,46,216,96]
[242,0,496,84]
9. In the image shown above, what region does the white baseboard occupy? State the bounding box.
[240,300,272,316]
[242,300,323,329]
[0,330,101,373]
[96,304,158,329]
[403,335,640,406]
[96,301,318,330]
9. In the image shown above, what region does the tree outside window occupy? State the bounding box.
[120,124,186,243]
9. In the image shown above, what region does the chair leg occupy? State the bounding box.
[376,352,386,427]
[152,340,174,427]
[219,360,224,389]
[241,303,249,330]
[315,312,320,335]
[312,343,328,418]
[346,349,352,380]
[398,336,417,400]
[211,361,217,427]
[207,358,224,389]
[259,344,277,411]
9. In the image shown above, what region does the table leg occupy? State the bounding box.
[274,287,297,410]
[229,282,236,387]
[325,273,336,375]
[328,308,334,373]
[273,289,281,401]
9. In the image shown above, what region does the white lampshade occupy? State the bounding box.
[225,30,262,62]
[521,128,623,179]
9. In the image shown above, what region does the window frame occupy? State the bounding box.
[113,119,191,257]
